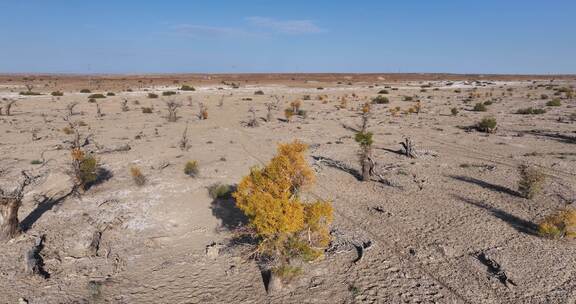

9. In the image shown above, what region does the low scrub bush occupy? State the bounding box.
[254,90,265,95]
[207,183,234,199]
[88,93,106,99]
[372,95,389,104]
[19,91,42,96]
[147,93,159,98]
[51,91,64,96]
[538,209,576,239]
[518,165,545,199]
[516,107,546,115]
[106,92,115,96]
[141,107,153,114]
[546,99,561,107]
[130,166,146,186]
[184,160,199,177]
[451,107,459,115]
[80,89,91,93]
[179,85,195,91]
[71,148,98,191]
[473,103,487,112]
[477,117,497,133]
[162,91,177,96]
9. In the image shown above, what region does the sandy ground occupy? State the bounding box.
[0,75,575,303]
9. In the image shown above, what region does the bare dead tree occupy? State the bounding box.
[121,99,129,112]
[25,83,34,93]
[179,123,190,151]
[5,100,16,116]
[247,107,259,127]
[400,137,417,158]
[198,103,208,120]
[0,171,35,241]
[67,102,78,116]
[218,95,224,107]
[166,100,182,122]
[96,102,103,118]
[356,103,374,181]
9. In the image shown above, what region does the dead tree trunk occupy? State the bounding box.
[0,172,33,241]
[0,197,21,240]
[5,100,16,116]
[400,137,417,158]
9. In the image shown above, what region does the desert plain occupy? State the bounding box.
[0,73,575,303]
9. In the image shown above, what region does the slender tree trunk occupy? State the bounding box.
[0,198,21,241]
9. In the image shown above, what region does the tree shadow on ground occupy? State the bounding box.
[453,194,538,236]
[21,190,74,232]
[312,156,362,180]
[88,167,113,190]
[449,175,519,197]
[210,186,248,231]
[522,130,576,144]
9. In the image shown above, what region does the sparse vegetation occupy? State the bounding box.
[147,93,159,98]
[88,93,106,99]
[546,99,561,106]
[207,183,233,199]
[130,166,146,186]
[142,107,153,114]
[184,161,199,177]
[165,100,182,122]
[477,117,497,133]
[517,164,545,199]
[372,95,389,104]
[516,107,546,115]
[473,103,487,112]
[51,91,64,96]
[162,91,177,96]
[451,107,459,116]
[538,208,576,239]
[180,85,195,91]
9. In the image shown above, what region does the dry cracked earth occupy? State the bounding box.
[0,74,575,303]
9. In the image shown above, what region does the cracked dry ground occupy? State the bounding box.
[0,78,575,303]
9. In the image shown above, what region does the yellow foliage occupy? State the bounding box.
[233,140,333,261]
[361,102,371,114]
[538,208,576,239]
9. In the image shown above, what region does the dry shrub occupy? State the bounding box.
[477,117,497,133]
[71,148,98,191]
[198,103,208,120]
[518,165,545,199]
[165,100,181,122]
[184,161,199,177]
[141,107,153,114]
[207,183,233,199]
[130,166,146,186]
[233,140,333,269]
[538,208,576,239]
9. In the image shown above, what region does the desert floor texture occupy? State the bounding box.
[0,74,575,303]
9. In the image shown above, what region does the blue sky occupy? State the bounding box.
[1,1,575,74]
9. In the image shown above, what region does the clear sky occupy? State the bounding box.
[1,0,575,74]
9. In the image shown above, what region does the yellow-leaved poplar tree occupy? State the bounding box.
[233,140,333,264]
